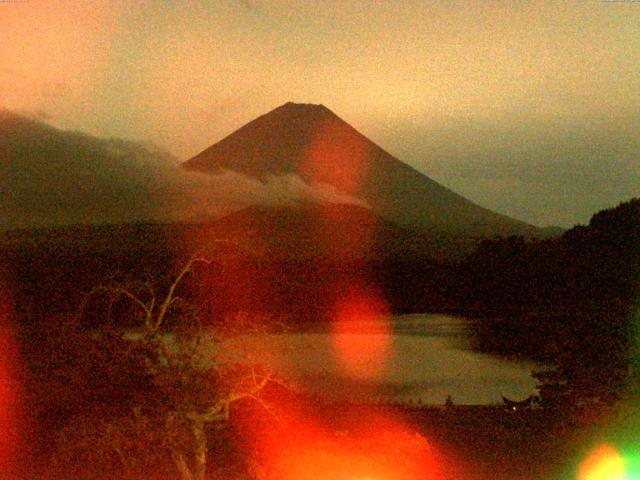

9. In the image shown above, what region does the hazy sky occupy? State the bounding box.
[1,0,639,227]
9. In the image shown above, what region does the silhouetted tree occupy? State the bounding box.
[464,198,640,408]
[25,255,280,480]
[445,395,454,408]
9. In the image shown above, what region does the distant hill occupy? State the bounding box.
[0,215,403,322]
[0,109,178,229]
[0,109,234,230]
[1,106,556,241]
[183,102,547,238]
[193,202,447,262]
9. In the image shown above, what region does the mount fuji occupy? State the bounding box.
[183,102,543,238]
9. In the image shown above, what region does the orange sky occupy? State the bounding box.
[1,0,639,226]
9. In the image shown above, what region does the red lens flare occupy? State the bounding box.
[0,284,21,478]
[331,285,391,380]
[301,118,372,196]
[311,202,380,260]
[181,221,271,324]
[241,402,450,480]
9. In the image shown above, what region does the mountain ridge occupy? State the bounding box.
[183,102,544,237]
[200,201,438,261]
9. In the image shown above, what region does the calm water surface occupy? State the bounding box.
[213,314,540,406]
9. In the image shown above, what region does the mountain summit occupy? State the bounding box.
[183,103,540,237]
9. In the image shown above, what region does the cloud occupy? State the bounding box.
[169,169,370,221]
[0,111,368,229]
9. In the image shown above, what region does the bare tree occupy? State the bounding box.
[30,255,280,480]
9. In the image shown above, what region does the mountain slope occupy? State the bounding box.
[183,102,542,237]
[0,110,244,229]
[196,202,443,261]
[0,110,175,228]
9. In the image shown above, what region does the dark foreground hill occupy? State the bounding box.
[0,213,453,323]
[183,102,546,238]
[196,202,458,261]
[0,109,188,229]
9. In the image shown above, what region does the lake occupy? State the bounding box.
[212,314,541,406]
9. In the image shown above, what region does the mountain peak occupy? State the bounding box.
[278,101,328,110]
[182,104,544,237]
[268,101,335,120]
[183,101,349,181]
[281,101,325,108]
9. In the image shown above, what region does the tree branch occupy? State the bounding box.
[153,256,211,333]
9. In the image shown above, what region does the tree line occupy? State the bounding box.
[456,198,640,407]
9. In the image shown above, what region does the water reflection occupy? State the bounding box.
[214,314,540,405]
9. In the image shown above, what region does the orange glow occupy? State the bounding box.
[242,402,451,480]
[312,202,380,260]
[331,286,391,380]
[301,119,372,196]
[578,444,626,480]
[0,284,21,477]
